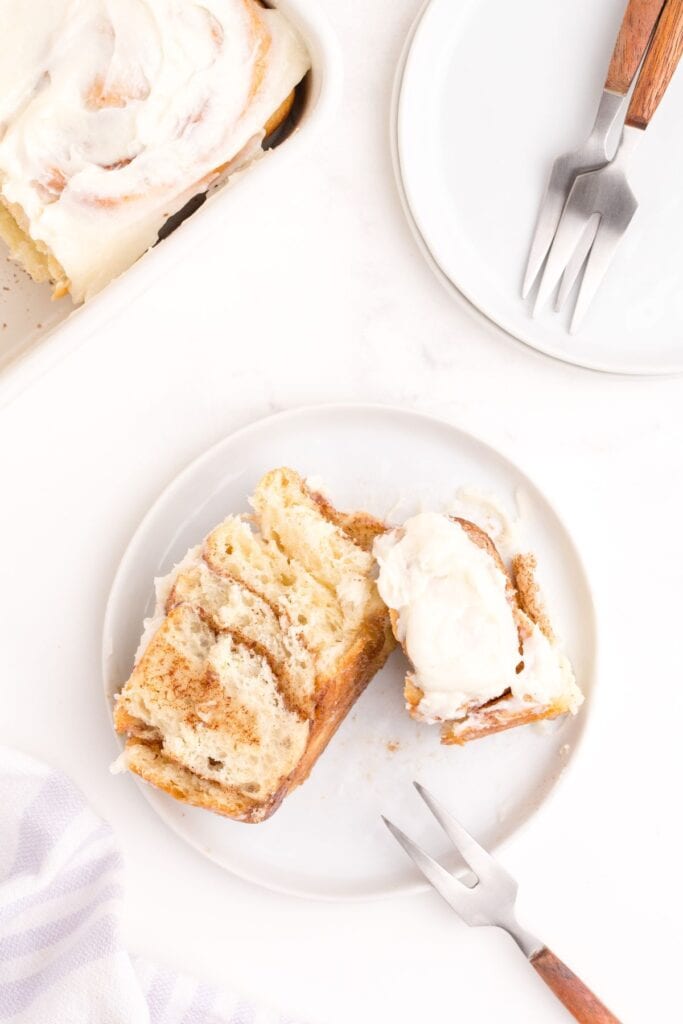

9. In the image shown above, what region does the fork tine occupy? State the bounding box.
[555,214,600,313]
[381,816,474,913]
[413,782,513,886]
[521,167,568,299]
[569,213,633,332]
[533,198,592,315]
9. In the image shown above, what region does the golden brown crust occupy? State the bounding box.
[263,90,296,137]
[512,553,555,641]
[404,676,424,712]
[440,696,569,746]
[124,739,272,821]
[112,705,160,742]
[265,486,395,805]
[305,486,388,553]
[388,607,399,641]
[0,197,71,299]
[276,610,395,801]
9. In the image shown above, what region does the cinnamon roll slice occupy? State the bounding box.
[374,515,584,745]
[113,469,395,823]
[0,1,310,303]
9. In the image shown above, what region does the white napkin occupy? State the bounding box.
[0,747,304,1024]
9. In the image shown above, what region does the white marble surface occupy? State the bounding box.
[0,1,679,1020]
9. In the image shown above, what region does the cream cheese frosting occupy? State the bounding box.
[0,0,310,302]
[374,513,581,722]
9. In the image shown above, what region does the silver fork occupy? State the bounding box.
[535,0,683,331]
[383,783,621,1024]
[521,0,667,300]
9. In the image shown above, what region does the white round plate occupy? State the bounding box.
[396,0,683,375]
[103,404,596,900]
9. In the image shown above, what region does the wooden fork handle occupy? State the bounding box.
[605,0,668,94]
[626,0,683,128]
[530,947,622,1023]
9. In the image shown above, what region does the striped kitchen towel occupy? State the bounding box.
[0,747,304,1024]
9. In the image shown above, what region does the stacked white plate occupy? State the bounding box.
[393,0,683,375]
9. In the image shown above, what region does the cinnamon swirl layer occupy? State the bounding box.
[113,469,395,822]
[0,1,310,302]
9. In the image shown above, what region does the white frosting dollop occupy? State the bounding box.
[0,0,310,301]
[374,513,581,721]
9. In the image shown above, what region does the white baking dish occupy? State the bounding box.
[0,0,341,409]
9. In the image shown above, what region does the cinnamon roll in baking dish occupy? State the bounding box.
[0,0,310,303]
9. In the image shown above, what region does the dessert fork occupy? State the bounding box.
[522,0,667,300]
[383,783,621,1024]
[535,0,683,330]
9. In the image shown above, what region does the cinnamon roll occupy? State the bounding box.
[0,1,310,303]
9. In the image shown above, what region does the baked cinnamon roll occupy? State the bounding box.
[0,0,310,303]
